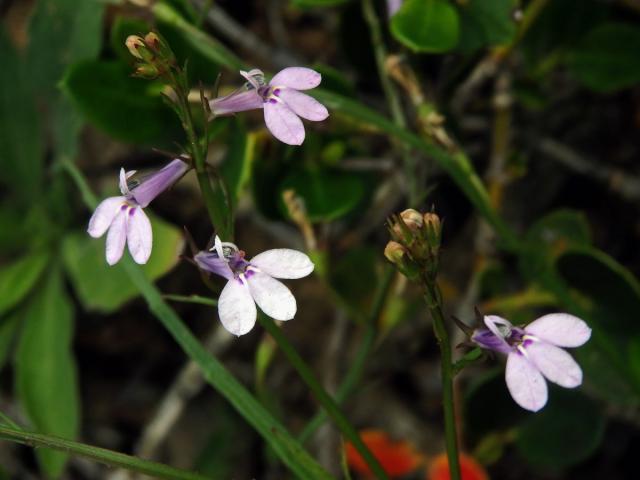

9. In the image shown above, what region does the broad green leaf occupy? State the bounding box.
[515,389,605,469]
[0,28,44,198]
[391,0,460,53]
[15,266,79,478]
[62,216,184,313]
[220,121,257,209]
[279,170,365,222]
[61,60,182,145]
[457,0,516,54]
[568,23,640,93]
[0,252,50,315]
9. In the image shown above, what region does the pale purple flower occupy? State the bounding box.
[472,313,591,412]
[387,0,404,16]
[210,67,329,146]
[194,236,314,336]
[87,159,189,266]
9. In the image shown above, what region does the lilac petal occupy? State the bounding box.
[250,249,314,279]
[471,328,513,354]
[194,251,234,280]
[119,168,132,195]
[209,89,264,116]
[525,341,583,388]
[387,0,403,16]
[129,159,189,208]
[278,89,328,121]
[264,101,305,145]
[483,315,512,351]
[247,271,296,321]
[270,67,321,90]
[126,207,152,264]
[525,313,591,348]
[218,278,257,336]
[88,196,126,238]
[106,210,128,266]
[506,351,548,412]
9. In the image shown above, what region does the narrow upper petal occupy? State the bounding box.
[194,251,234,280]
[250,249,314,279]
[247,271,297,321]
[506,351,548,412]
[525,313,592,347]
[218,278,257,336]
[525,341,583,388]
[483,315,513,351]
[270,67,321,90]
[278,89,328,121]
[87,196,126,238]
[106,210,128,266]
[126,207,153,264]
[264,100,305,145]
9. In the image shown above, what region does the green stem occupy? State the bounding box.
[0,425,209,480]
[258,314,390,480]
[423,283,461,480]
[361,0,417,205]
[163,293,218,307]
[298,267,395,442]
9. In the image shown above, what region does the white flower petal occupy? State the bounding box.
[278,89,328,121]
[87,196,126,238]
[126,207,153,264]
[506,351,548,412]
[218,278,257,336]
[250,249,314,279]
[105,210,128,266]
[119,168,131,195]
[525,341,583,388]
[247,271,296,321]
[264,100,305,145]
[270,67,321,90]
[525,313,591,347]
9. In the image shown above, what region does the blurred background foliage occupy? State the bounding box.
[1,0,639,478]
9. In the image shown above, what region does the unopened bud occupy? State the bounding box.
[144,32,161,50]
[125,35,146,60]
[133,63,160,79]
[144,31,175,64]
[400,209,423,231]
[423,212,442,249]
[384,241,407,264]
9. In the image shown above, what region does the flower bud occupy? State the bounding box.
[384,241,407,264]
[384,241,420,280]
[400,208,423,231]
[125,35,147,60]
[423,212,442,250]
[144,31,175,64]
[133,63,160,79]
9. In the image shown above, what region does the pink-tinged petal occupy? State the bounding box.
[278,89,328,121]
[87,196,126,238]
[194,251,234,280]
[247,271,297,321]
[209,89,264,116]
[250,249,314,279]
[270,67,321,90]
[525,341,583,388]
[218,278,257,336]
[506,352,548,412]
[126,207,152,264]
[525,313,591,347]
[106,210,128,266]
[129,159,189,208]
[264,100,305,145]
[483,315,512,351]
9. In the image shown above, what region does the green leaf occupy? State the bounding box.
[15,266,79,478]
[220,121,257,209]
[391,0,460,53]
[0,310,20,371]
[279,170,365,222]
[515,389,605,469]
[0,252,50,316]
[62,217,183,313]
[61,60,182,145]
[457,0,516,54]
[568,23,640,93]
[0,28,44,199]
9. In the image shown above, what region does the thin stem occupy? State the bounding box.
[361,0,417,205]
[163,293,218,307]
[299,266,395,442]
[0,426,209,480]
[0,411,20,430]
[423,283,461,480]
[258,314,390,480]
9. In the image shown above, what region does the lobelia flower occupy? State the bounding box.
[209,67,329,146]
[194,236,314,336]
[87,158,189,266]
[471,313,591,412]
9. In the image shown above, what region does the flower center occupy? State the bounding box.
[259,85,284,104]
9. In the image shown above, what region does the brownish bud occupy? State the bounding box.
[133,63,160,79]
[125,35,146,60]
[400,208,423,231]
[423,212,442,249]
[144,32,161,50]
[384,241,407,264]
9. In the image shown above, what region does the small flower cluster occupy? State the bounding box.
[125,32,176,79]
